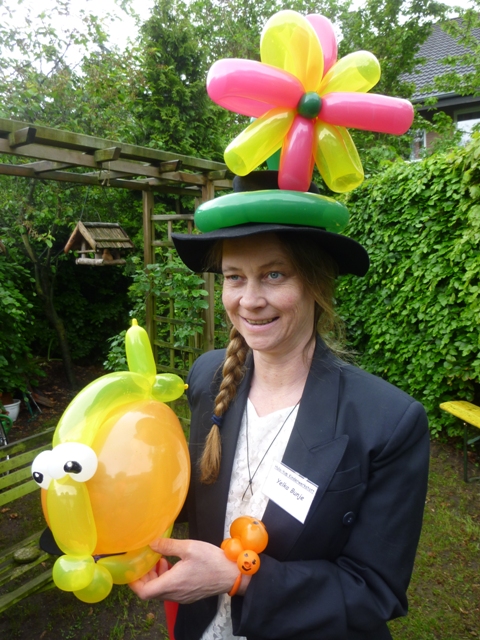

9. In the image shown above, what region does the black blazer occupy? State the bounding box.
[175,339,429,640]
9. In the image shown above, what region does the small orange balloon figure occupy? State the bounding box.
[222,516,268,577]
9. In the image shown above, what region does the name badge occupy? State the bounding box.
[262,461,318,523]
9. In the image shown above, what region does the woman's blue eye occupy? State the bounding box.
[269,272,281,279]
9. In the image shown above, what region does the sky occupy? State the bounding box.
[4,0,478,63]
[9,0,479,51]
[7,0,155,50]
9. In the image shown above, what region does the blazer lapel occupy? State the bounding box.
[262,340,348,559]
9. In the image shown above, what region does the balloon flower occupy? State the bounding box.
[207,10,415,193]
[32,320,190,603]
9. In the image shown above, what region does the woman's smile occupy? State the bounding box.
[243,317,278,326]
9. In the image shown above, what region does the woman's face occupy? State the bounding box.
[222,234,315,359]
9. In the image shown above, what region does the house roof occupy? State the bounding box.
[64,221,134,253]
[405,17,480,102]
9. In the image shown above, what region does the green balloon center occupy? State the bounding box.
[297,92,322,119]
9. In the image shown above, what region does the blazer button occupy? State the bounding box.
[343,512,355,526]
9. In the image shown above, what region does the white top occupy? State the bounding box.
[200,399,299,640]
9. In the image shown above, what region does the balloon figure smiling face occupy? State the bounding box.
[31,320,190,603]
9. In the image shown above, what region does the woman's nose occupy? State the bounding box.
[240,281,266,308]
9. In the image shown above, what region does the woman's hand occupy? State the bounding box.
[129,538,251,604]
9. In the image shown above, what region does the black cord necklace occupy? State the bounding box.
[242,400,300,500]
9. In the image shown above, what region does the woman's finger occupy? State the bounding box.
[150,536,191,558]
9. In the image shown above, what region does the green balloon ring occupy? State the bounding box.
[194,190,349,233]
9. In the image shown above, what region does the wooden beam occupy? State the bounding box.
[151,214,194,221]
[94,147,122,163]
[0,138,98,168]
[0,139,192,181]
[105,159,162,178]
[0,118,228,172]
[75,257,126,266]
[213,179,233,190]
[13,168,151,190]
[201,177,216,352]
[158,171,206,185]
[157,160,181,173]
[0,163,35,178]
[22,160,74,174]
[141,182,202,197]
[143,191,155,348]
[8,127,36,148]
[0,161,202,194]
[81,170,136,180]
[207,170,230,180]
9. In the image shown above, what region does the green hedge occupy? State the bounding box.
[337,136,480,437]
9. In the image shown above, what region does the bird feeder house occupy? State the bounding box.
[64,221,134,266]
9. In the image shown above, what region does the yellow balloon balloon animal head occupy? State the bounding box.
[32,320,190,603]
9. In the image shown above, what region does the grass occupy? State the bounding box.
[389,441,480,639]
[1,437,479,638]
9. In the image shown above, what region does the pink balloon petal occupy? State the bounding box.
[306,14,337,75]
[207,59,304,118]
[320,93,414,135]
[279,116,315,192]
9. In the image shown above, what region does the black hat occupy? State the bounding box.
[171,172,369,276]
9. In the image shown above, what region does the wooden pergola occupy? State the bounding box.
[0,117,232,372]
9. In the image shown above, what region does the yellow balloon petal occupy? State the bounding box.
[98,546,161,584]
[314,123,364,193]
[225,108,294,176]
[319,51,380,95]
[74,564,113,603]
[261,10,323,92]
[47,477,97,555]
[52,554,95,592]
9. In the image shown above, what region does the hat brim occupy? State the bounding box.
[172,223,369,276]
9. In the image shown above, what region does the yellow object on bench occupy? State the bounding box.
[440,401,480,483]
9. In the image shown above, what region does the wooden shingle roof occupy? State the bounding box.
[64,221,134,253]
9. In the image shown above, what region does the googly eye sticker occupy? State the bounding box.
[32,450,54,489]
[47,443,98,482]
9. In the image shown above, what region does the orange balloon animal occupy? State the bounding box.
[32,320,190,603]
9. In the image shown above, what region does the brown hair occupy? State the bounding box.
[199,233,342,484]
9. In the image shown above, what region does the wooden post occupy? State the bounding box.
[143,190,156,351]
[201,179,216,351]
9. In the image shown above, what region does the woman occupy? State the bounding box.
[130,174,429,640]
